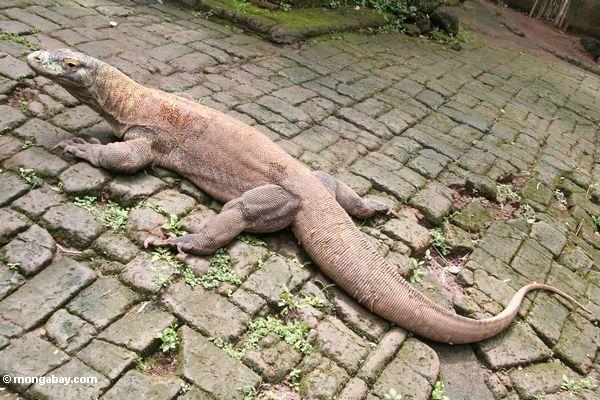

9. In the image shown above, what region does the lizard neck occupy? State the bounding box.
[89,64,150,137]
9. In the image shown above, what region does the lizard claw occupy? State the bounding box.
[386,208,400,219]
[144,235,170,249]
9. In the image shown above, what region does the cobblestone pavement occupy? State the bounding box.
[0,1,599,399]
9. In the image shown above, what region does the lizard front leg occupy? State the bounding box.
[145,184,299,255]
[55,137,154,174]
[313,171,398,219]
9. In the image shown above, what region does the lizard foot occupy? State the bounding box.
[54,138,101,160]
[143,236,193,254]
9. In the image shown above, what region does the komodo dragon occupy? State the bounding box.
[27,49,588,344]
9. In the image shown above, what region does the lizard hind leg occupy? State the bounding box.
[313,171,398,219]
[144,184,299,255]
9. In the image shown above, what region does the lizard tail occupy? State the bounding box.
[292,192,588,344]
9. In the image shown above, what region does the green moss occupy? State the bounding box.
[192,0,391,41]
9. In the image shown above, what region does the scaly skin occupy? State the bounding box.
[27,49,589,344]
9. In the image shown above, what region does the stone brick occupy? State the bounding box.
[241,254,310,303]
[59,162,111,194]
[98,307,176,353]
[93,231,139,264]
[50,105,101,132]
[163,282,250,341]
[0,173,29,207]
[11,186,64,217]
[45,309,96,353]
[0,264,24,301]
[0,105,26,132]
[12,118,73,150]
[179,326,260,399]
[316,316,370,373]
[242,332,302,382]
[0,334,69,392]
[299,353,349,400]
[509,360,579,399]
[409,183,453,224]
[146,188,196,216]
[102,370,182,400]
[452,198,493,233]
[77,339,137,381]
[42,203,104,248]
[331,288,389,342]
[357,327,407,383]
[108,173,166,206]
[1,224,54,276]
[67,276,141,328]
[553,313,598,373]
[0,208,30,246]
[4,147,69,177]
[475,322,549,370]
[0,257,94,330]
[382,217,431,255]
[120,252,176,294]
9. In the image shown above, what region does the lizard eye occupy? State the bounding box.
[64,59,80,69]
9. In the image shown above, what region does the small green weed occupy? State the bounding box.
[430,380,449,400]
[521,203,536,222]
[430,228,451,255]
[7,262,20,271]
[73,196,130,230]
[561,375,597,393]
[151,247,200,287]
[0,30,40,51]
[157,325,180,352]
[194,10,215,19]
[208,336,245,359]
[532,391,546,399]
[200,248,242,289]
[497,184,521,201]
[19,168,39,189]
[180,381,191,394]
[554,189,568,206]
[278,284,303,316]
[288,369,302,392]
[21,139,39,150]
[409,261,425,283]
[247,316,313,354]
[162,214,186,236]
[305,295,326,309]
[385,388,402,400]
[238,233,266,246]
[593,215,600,231]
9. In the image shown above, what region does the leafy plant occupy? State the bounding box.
[7,262,20,271]
[200,248,242,289]
[305,295,326,309]
[554,189,567,205]
[431,380,449,400]
[247,316,314,354]
[497,184,521,201]
[561,375,598,393]
[157,325,180,352]
[0,30,40,51]
[19,168,39,188]
[278,285,304,316]
[593,215,600,231]
[208,336,245,359]
[288,369,302,392]
[430,228,452,255]
[194,10,215,19]
[238,233,266,246]
[152,247,199,287]
[162,214,186,236]
[385,388,402,400]
[73,196,130,230]
[180,381,191,394]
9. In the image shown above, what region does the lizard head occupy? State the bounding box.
[27,48,100,95]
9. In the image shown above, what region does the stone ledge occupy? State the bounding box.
[177,0,392,43]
